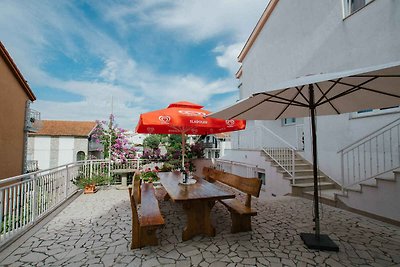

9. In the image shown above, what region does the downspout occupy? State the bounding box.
[22,100,31,174]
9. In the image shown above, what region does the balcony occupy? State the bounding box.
[202,142,217,149]
[25,108,42,133]
[0,159,399,266]
[88,140,103,152]
[25,160,39,173]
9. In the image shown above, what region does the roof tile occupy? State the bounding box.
[29,120,97,137]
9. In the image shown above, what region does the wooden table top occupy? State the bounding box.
[158,172,235,202]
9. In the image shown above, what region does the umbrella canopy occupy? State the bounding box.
[136,101,246,168]
[209,61,400,120]
[208,61,400,251]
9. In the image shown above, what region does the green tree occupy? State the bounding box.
[143,134,165,150]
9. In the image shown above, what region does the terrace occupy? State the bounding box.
[0,159,399,266]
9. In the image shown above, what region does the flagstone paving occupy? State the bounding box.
[1,186,399,267]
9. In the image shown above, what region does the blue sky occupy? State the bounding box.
[0,0,267,129]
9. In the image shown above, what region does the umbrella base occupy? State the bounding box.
[300,233,339,251]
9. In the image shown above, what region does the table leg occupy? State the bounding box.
[121,174,128,187]
[181,200,216,241]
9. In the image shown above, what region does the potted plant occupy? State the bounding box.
[72,174,109,194]
[140,170,159,183]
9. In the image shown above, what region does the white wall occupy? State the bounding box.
[337,173,400,222]
[222,149,292,197]
[29,136,89,170]
[58,137,75,167]
[241,0,400,96]
[235,0,400,184]
[32,137,51,170]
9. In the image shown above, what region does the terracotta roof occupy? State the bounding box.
[29,120,97,137]
[0,41,36,101]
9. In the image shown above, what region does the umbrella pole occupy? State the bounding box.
[300,84,339,251]
[182,133,185,169]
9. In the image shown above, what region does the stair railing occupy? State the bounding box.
[338,117,400,189]
[215,159,258,178]
[232,123,299,184]
[256,124,298,184]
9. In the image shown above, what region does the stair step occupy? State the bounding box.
[278,169,314,174]
[292,182,336,190]
[345,184,362,193]
[272,163,311,170]
[360,179,377,187]
[303,189,343,201]
[284,176,326,183]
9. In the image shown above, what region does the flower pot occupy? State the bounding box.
[84,184,97,194]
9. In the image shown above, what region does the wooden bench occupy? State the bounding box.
[203,167,262,233]
[128,182,165,249]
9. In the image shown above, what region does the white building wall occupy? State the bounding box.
[32,137,51,170]
[241,0,400,96]
[58,137,74,167]
[233,0,400,184]
[222,149,292,197]
[74,138,89,161]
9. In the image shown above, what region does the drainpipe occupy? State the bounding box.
[22,100,31,174]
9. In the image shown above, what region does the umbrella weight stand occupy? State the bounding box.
[300,233,339,251]
[300,85,339,252]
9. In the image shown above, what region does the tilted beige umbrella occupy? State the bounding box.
[209,61,400,251]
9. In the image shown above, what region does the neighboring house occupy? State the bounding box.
[0,41,40,180]
[222,0,400,222]
[125,132,147,158]
[28,120,99,170]
[203,133,231,159]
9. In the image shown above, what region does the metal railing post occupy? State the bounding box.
[292,149,296,185]
[31,174,37,223]
[65,165,69,200]
[340,152,345,193]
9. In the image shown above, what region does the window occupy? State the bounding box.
[77,151,85,161]
[343,0,374,17]
[258,172,266,185]
[282,118,296,126]
[350,106,400,119]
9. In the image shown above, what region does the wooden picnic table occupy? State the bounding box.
[158,171,235,241]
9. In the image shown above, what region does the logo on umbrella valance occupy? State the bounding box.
[226,120,235,127]
[158,115,171,124]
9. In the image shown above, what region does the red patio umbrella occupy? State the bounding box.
[135,101,246,169]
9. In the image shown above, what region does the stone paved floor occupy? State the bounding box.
[1,186,399,267]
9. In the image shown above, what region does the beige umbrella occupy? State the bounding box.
[209,61,400,251]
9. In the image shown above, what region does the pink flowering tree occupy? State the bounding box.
[91,114,136,162]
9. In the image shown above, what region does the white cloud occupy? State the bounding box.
[1,0,267,128]
[214,42,245,75]
[100,0,267,42]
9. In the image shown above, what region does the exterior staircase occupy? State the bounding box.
[262,151,342,206]
[262,150,400,224]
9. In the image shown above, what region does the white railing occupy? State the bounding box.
[25,160,39,173]
[80,159,164,182]
[262,147,297,184]
[0,158,166,248]
[233,123,299,183]
[215,159,258,178]
[0,162,81,247]
[338,118,400,189]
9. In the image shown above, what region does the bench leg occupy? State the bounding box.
[182,200,216,241]
[230,212,252,233]
[132,226,159,249]
[131,224,141,249]
[140,226,159,247]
